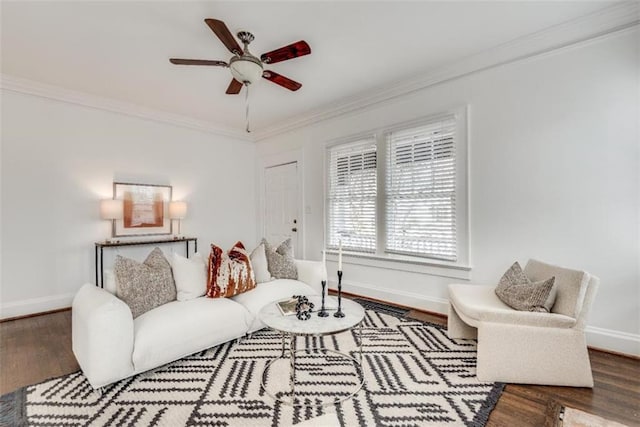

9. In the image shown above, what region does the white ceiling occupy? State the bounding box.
[1,1,616,134]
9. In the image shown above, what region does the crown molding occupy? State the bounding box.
[253,2,640,141]
[0,74,254,142]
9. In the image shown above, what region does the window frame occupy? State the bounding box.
[324,106,470,272]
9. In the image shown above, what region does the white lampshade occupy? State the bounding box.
[100,199,123,220]
[229,58,263,85]
[169,201,187,219]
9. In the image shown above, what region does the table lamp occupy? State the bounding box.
[169,201,187,238]
[100,199,123,242]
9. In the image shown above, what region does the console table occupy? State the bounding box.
[94,237,198,288]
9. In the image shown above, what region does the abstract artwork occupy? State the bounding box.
[113,182,172,237]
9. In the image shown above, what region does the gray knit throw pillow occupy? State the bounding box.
[114,247,177,318]
[495,262,557,312]
[262,238,298,280]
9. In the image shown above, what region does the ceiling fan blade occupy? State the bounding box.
[262,70,302,91]
[204,19,243,55]
[226,78,243,95]
[170,58,228,67]
[260,40,311,64]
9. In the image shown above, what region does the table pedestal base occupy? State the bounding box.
[261,347,365,408]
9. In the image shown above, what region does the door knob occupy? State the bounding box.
[291,227,298,232]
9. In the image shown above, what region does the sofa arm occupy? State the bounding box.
[72,284,135,388]
[294,259,327,296]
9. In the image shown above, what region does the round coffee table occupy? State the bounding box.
[259,296,365,407]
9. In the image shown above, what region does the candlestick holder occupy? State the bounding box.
[334,270,345,318]
[317,280,329,317]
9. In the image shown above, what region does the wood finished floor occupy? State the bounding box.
[1,308,639,426]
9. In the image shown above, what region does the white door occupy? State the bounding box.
[264,162,300,256]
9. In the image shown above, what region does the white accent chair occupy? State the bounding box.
[447,259,599,387]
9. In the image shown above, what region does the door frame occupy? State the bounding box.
[257,149,305,259]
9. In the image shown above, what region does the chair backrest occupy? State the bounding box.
[524,259,599,328]
[575,275,599,330]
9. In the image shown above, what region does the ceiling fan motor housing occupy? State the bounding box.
[229,55,263,85]
[229,30,263,85]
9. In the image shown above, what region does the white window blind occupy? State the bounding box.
[385,117,457,261]
[327,138,377,253]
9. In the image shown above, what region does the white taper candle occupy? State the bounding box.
[338,240,343,271]
[321,249,328,283]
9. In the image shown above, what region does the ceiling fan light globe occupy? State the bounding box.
[229,59,263,85]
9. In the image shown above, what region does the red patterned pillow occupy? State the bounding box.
[206,241,256,298]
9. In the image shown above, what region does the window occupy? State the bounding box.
[386,118,457,261]
[326,138,377,253]
[326,111,467,265]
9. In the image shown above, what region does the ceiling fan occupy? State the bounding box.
[170,19,311,95]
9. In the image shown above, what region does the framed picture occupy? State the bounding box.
[113,182,172,237]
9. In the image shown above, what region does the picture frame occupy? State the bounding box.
[113,182,172,237]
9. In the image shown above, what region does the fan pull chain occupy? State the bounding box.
[245,83,251,133]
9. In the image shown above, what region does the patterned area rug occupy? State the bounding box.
[1,302,503,426]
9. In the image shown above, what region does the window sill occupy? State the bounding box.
[325,251,471,280]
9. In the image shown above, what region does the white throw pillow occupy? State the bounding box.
[250,243,272,284]
[172,252,207,301]
[104,269,117,295]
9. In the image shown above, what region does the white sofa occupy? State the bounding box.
[72,259,325,389]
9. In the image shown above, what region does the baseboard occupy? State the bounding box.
[329,279,640,357]
[0,293,75,320]
[328,279,449,316]
[0,307,71,323]
[585,326,640,357]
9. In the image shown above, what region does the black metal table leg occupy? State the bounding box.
[95,246,98,287]
[100,247,104,288]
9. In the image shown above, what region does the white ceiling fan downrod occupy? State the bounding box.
[245,83,251,133]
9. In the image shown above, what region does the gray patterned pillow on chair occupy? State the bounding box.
[262,238,298,280]
[495,261,557,312]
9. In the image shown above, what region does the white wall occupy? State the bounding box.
[1,91,257,318]
[256,30,640,355]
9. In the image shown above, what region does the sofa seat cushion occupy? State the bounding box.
[232,279,318,333]
[449,284,576,329]
[132,297,252,372]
